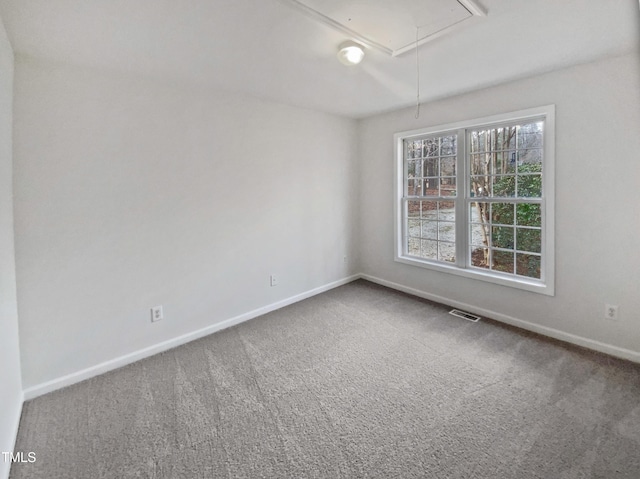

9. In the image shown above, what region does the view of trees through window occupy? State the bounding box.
[469,121,543,279]
[403,120,544,280]
[406,136,457,263]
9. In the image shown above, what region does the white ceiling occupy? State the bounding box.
[0,0,638,118]
[283,0,483,55]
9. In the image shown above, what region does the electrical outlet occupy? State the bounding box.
[343,255,348,264]
[151,305,164,322]
[604,304,619,321]
[270,274,278,287]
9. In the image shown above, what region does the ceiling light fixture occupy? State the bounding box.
[337,40,365,66]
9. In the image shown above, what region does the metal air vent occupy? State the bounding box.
[449,309,481,322]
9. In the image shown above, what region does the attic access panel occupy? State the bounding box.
[283,0,486,56]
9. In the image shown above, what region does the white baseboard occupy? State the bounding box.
[23,275,360,400]
[21,271,639,401]
[1,392,24,479]
[360,274,640,364]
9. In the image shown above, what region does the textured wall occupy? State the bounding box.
[0,12,22,479]
[13,58,358,388]
[358,52,640,357]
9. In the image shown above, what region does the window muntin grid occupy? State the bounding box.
[406,200,456,263]
[404,134,457,263]
[469,121,543,200]
[405,135,457,198]
[395,106,554,295]
[467,121,543,280]
[469,201,542,279]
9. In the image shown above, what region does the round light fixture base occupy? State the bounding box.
[337,40,365,66]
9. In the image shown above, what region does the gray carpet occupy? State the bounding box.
[9,280,640,478]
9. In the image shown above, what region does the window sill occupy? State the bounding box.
[395,255,554,296]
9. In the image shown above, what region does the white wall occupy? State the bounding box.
[358,52,640,358]
[13,58,358,389]
[0,14,22,479]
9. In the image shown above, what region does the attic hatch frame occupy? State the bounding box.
[280,0,487,57]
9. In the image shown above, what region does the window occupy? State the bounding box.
[394,106,555,295]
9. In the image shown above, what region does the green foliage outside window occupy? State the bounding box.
[488,163,543,277]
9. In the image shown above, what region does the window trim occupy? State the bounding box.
[394,105,555,296]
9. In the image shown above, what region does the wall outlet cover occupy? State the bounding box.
[151,305,164,322]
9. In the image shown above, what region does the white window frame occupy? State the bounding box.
[394,105,555,296]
